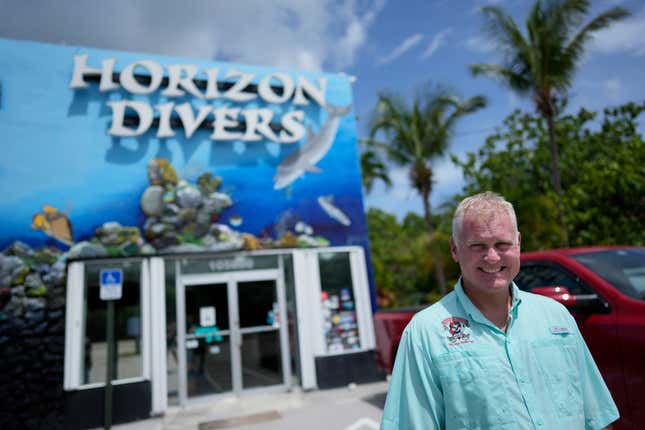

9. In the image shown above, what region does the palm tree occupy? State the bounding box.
[364,87,486,295]
[360,149,392,193]
[470,0,630,246]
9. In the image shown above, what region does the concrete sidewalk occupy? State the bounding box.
[107,380,388,430]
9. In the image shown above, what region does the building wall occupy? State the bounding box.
[0,38,369,255]
[0,38,373,428]
[0,243,66,429]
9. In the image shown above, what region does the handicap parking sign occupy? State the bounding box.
[100,268,123,300]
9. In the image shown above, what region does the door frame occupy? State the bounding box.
[64,258,151,390]
[176,268,291,406]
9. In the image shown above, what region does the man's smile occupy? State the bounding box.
[479,267,505,273]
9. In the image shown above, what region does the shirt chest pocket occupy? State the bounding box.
[531,336,584,418]
[435,352,514,430]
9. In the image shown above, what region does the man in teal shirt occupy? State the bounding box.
[381,192,618,430]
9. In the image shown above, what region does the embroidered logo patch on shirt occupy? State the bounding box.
[442,317,473,346]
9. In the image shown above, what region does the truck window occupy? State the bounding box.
[515,263,593,296]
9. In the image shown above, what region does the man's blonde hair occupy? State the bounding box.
[452,191,519,245]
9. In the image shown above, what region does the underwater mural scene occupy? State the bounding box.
[0,38,368,261]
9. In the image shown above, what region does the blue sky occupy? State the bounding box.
[1,0,643,219]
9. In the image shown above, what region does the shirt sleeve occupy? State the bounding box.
[381,322,444,430]
[568,314,620,430]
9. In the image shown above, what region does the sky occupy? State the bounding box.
[1,0,643,219]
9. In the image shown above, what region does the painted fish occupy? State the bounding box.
[229,215,243,227]
[273,104,352,190]
[294,221,313,235]
[318,195,351,226]
[31,205,73,245]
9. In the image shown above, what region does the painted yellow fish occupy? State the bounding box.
[31,205,73,246]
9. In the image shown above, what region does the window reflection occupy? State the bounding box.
[81,262,142,384]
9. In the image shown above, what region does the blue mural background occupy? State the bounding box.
[0,38,368,251]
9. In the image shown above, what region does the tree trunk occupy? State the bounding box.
[421,186,447,295]
[546,113,570,247]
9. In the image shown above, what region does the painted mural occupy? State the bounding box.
[0,38,371,428]
[0,38,368,259]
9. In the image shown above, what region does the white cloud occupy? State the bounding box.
[383,159,463,200]
[432,158,464,196]
[364,157,464,219]
[377,33,424,65]
[589,14,645,57]
[603,78,623,102]
[364,165,415,218]
[389,167,415,199]
[334,0,385,69]
[0,0,385,72]
[420,28,452,59]
[464,35,496,53]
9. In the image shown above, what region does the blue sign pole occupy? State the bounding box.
[100,268,122,430]
[105,299,114,430]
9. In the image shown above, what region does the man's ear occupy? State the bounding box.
[449,236,459,262]
[517,231,522,247]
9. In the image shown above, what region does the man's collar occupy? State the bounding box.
[454,279,482,322]
[455,278,523,325]
[510,282,522,313]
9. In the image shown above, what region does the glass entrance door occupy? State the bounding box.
[184,282,233,397]
[238,280,284,390]
[178,270,288,403]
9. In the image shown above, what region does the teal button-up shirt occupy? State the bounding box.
[381,280,619,430]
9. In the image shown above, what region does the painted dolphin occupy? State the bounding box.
[318,195,351,226]
[273,104,352,190]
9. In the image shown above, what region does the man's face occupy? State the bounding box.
[450,210,521,296]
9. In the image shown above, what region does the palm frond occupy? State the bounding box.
[359,137,390,152]
[470,64,532,93]
[360,150,392,193]
[481,5,531,57]
[546,0,588,32]
[443,96,488,132]
[364,86,486,169]
[564,6,631,71]
[459,95,488,114]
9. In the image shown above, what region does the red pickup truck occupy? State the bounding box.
[374,246,645,430]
